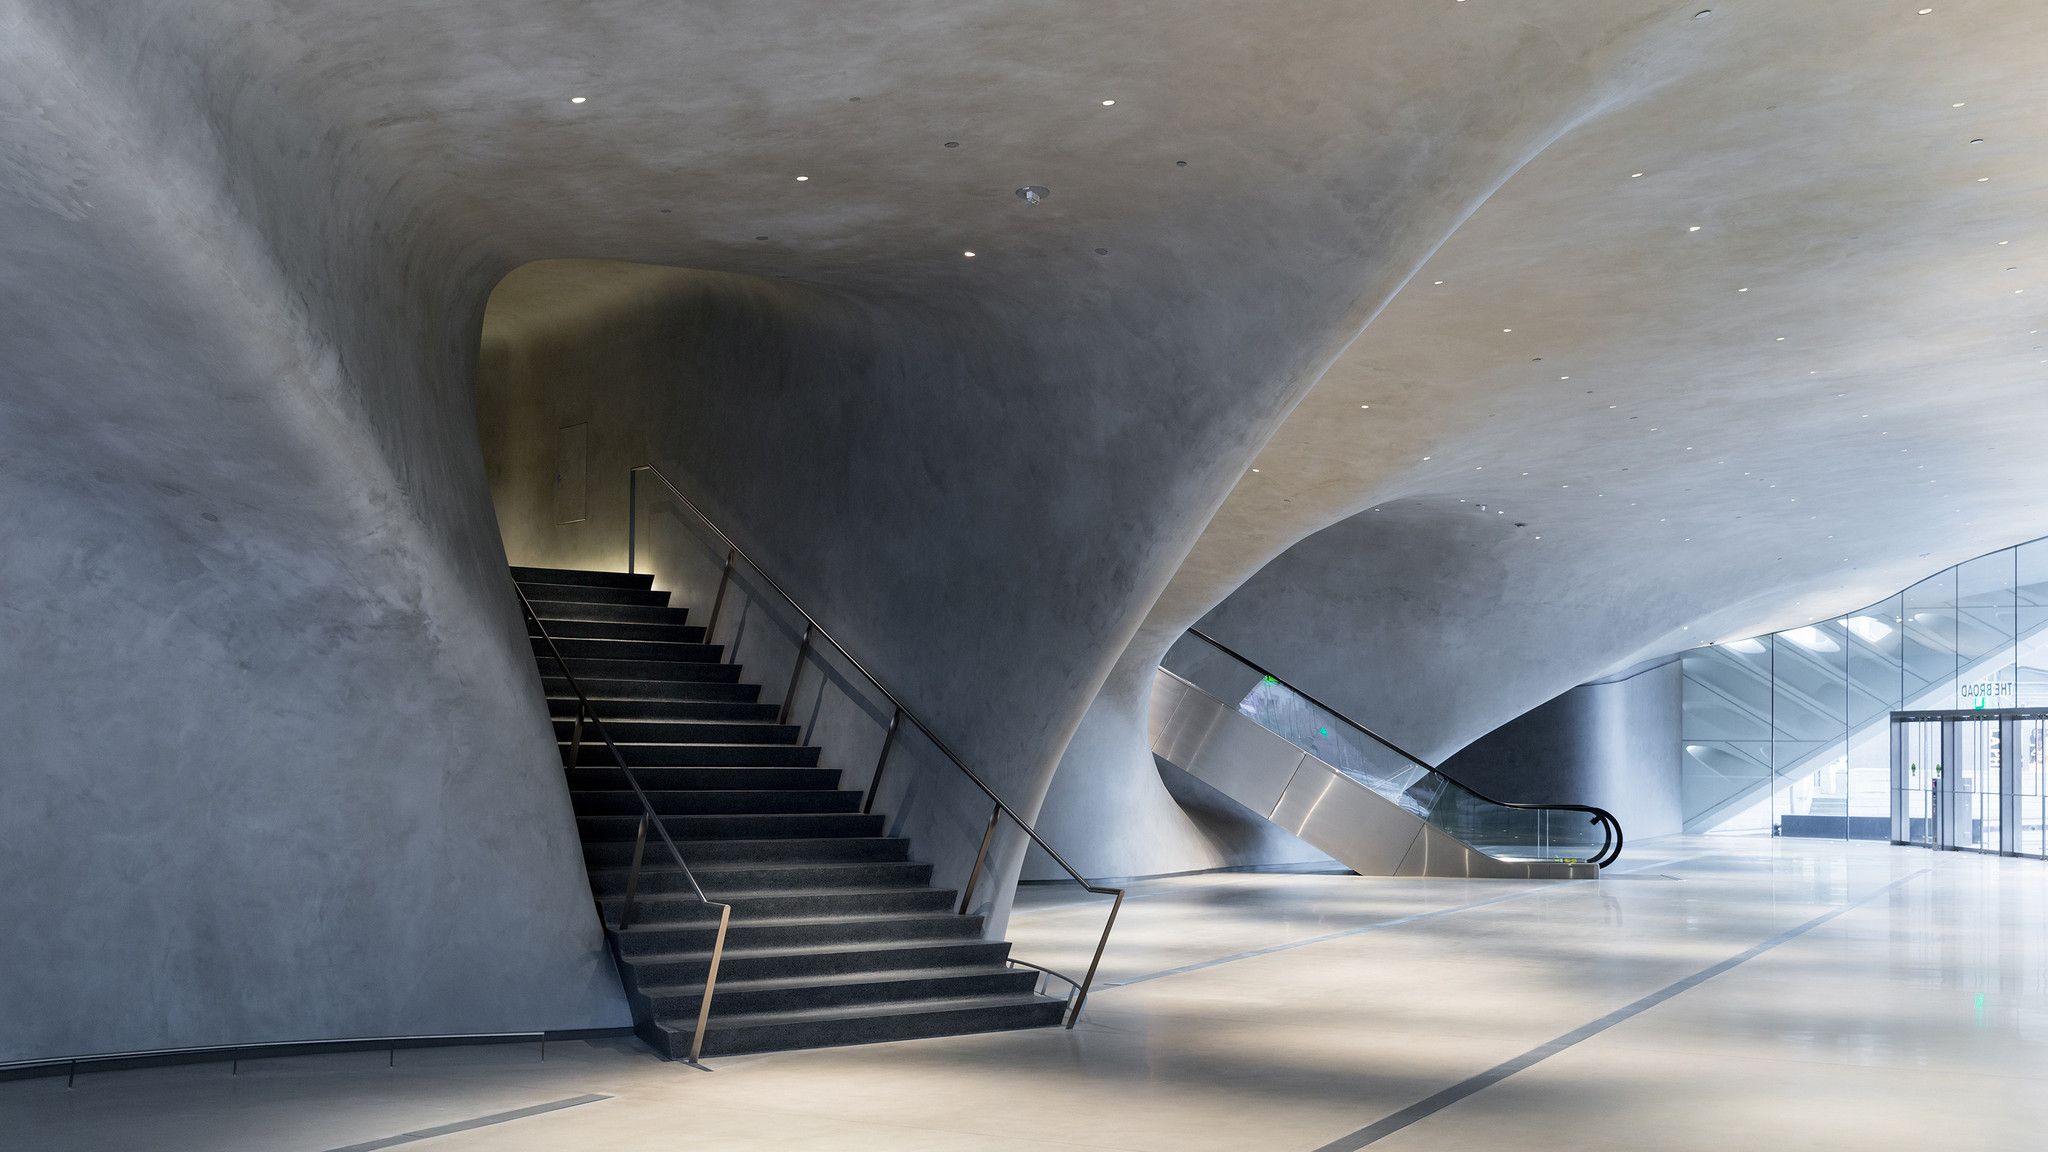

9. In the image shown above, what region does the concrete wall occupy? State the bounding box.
[0,5,625,1063]
[1441,661,1685,842]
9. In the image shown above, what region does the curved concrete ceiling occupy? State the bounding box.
[1040,1,2048,874]
[9,0,2047,1050]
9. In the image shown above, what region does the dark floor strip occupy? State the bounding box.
[1308,867,1932,1152]
[321,1093,611,1152]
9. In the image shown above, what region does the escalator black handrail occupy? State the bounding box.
[1183,627,1624,868]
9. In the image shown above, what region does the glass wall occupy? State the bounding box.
[1681,537,2048,836]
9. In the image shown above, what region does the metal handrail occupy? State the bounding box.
[628,463,1125,1027]
[1182,628,1625,868]
[516,582,731,1062]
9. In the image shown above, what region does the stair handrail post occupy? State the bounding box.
[627,468,638,575]
[779,621,813,726]
[1066,888,1124,1028]
[622,464,1129,1028]
[618,813,649,931]
[704,548,735,642]
[862,706,902,815]
[688,903,730,1064]
[568,703,585,769]
[957,803,1002,916]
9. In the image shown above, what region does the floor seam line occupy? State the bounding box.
[1306,866,1934,1152]
[315,1092,611,1152]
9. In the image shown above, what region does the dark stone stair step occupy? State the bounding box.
[615,911,984,956]
[655,994,1065,1058]
[562,742,821,768]
[588,860,935,896]
[544,678,754,702]
[517,581,669,607]
[578,812,882,842]
[532,618,705,644]
[572,789,861,817]
[622,939,1012,986]
[584,835,912,867]
[642,965,1039,1018]
[539,655,741,683]
[554,699,779,723]
[600,886,955,925]
[531,635,724,664]
[512,566,655,590]
[529,600,692,626]
[566,766,840,792]
[554,719,800,745]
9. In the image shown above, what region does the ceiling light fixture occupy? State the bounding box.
[569,96,587,104]
[1015,185,1051,204]
[963,250,976,257]
[1101,99,1116,106]
[1688,225,1702,232]
[796,175,809,181]
[1631,172,1644,178]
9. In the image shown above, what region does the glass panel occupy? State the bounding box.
[1773,625,1848,838]
[1845,595,1903,835]
[2018,541,2048,707]
[2015,718,2047,858]
[1957,550,2018,710]
[1903,568,1959,710]
[1680,643,1775,833]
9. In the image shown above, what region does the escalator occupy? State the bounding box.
[1152,630,1622,880]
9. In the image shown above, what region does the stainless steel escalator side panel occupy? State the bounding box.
[1151,674,1316,818]
[1151,669,1597,880]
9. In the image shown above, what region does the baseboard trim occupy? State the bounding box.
[0,1027,640,1084]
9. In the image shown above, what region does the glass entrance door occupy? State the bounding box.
[2015,718,2048,857]
[1889,710,2048,854]
[1950,718,2003,852]
[1893,719,1942,847]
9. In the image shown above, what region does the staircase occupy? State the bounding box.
[513,565,1066,1058]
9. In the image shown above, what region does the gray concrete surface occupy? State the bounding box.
[1042,1,2048,878]
[1442,660,1685,841]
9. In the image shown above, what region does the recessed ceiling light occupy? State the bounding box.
[1422,456,1432,461]
[1250,468,1260,473]
[1954,102,1967,108]
[796,175,810,181]
[1978,176,1991,182]
[1776,336,1786,341]
[1101,99,1116,106]
[1688,225,1702,232]
[1737,287,1749,292]
[1919,7,1933,12]
[569,96,587,104]
[1630,172,1644,178]
[1360,404,1370,409]
[1433,280,1444,285]
[963,250,976,257]
[1560,376,1570,380]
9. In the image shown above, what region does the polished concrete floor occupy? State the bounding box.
[9,835,2048,1150]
